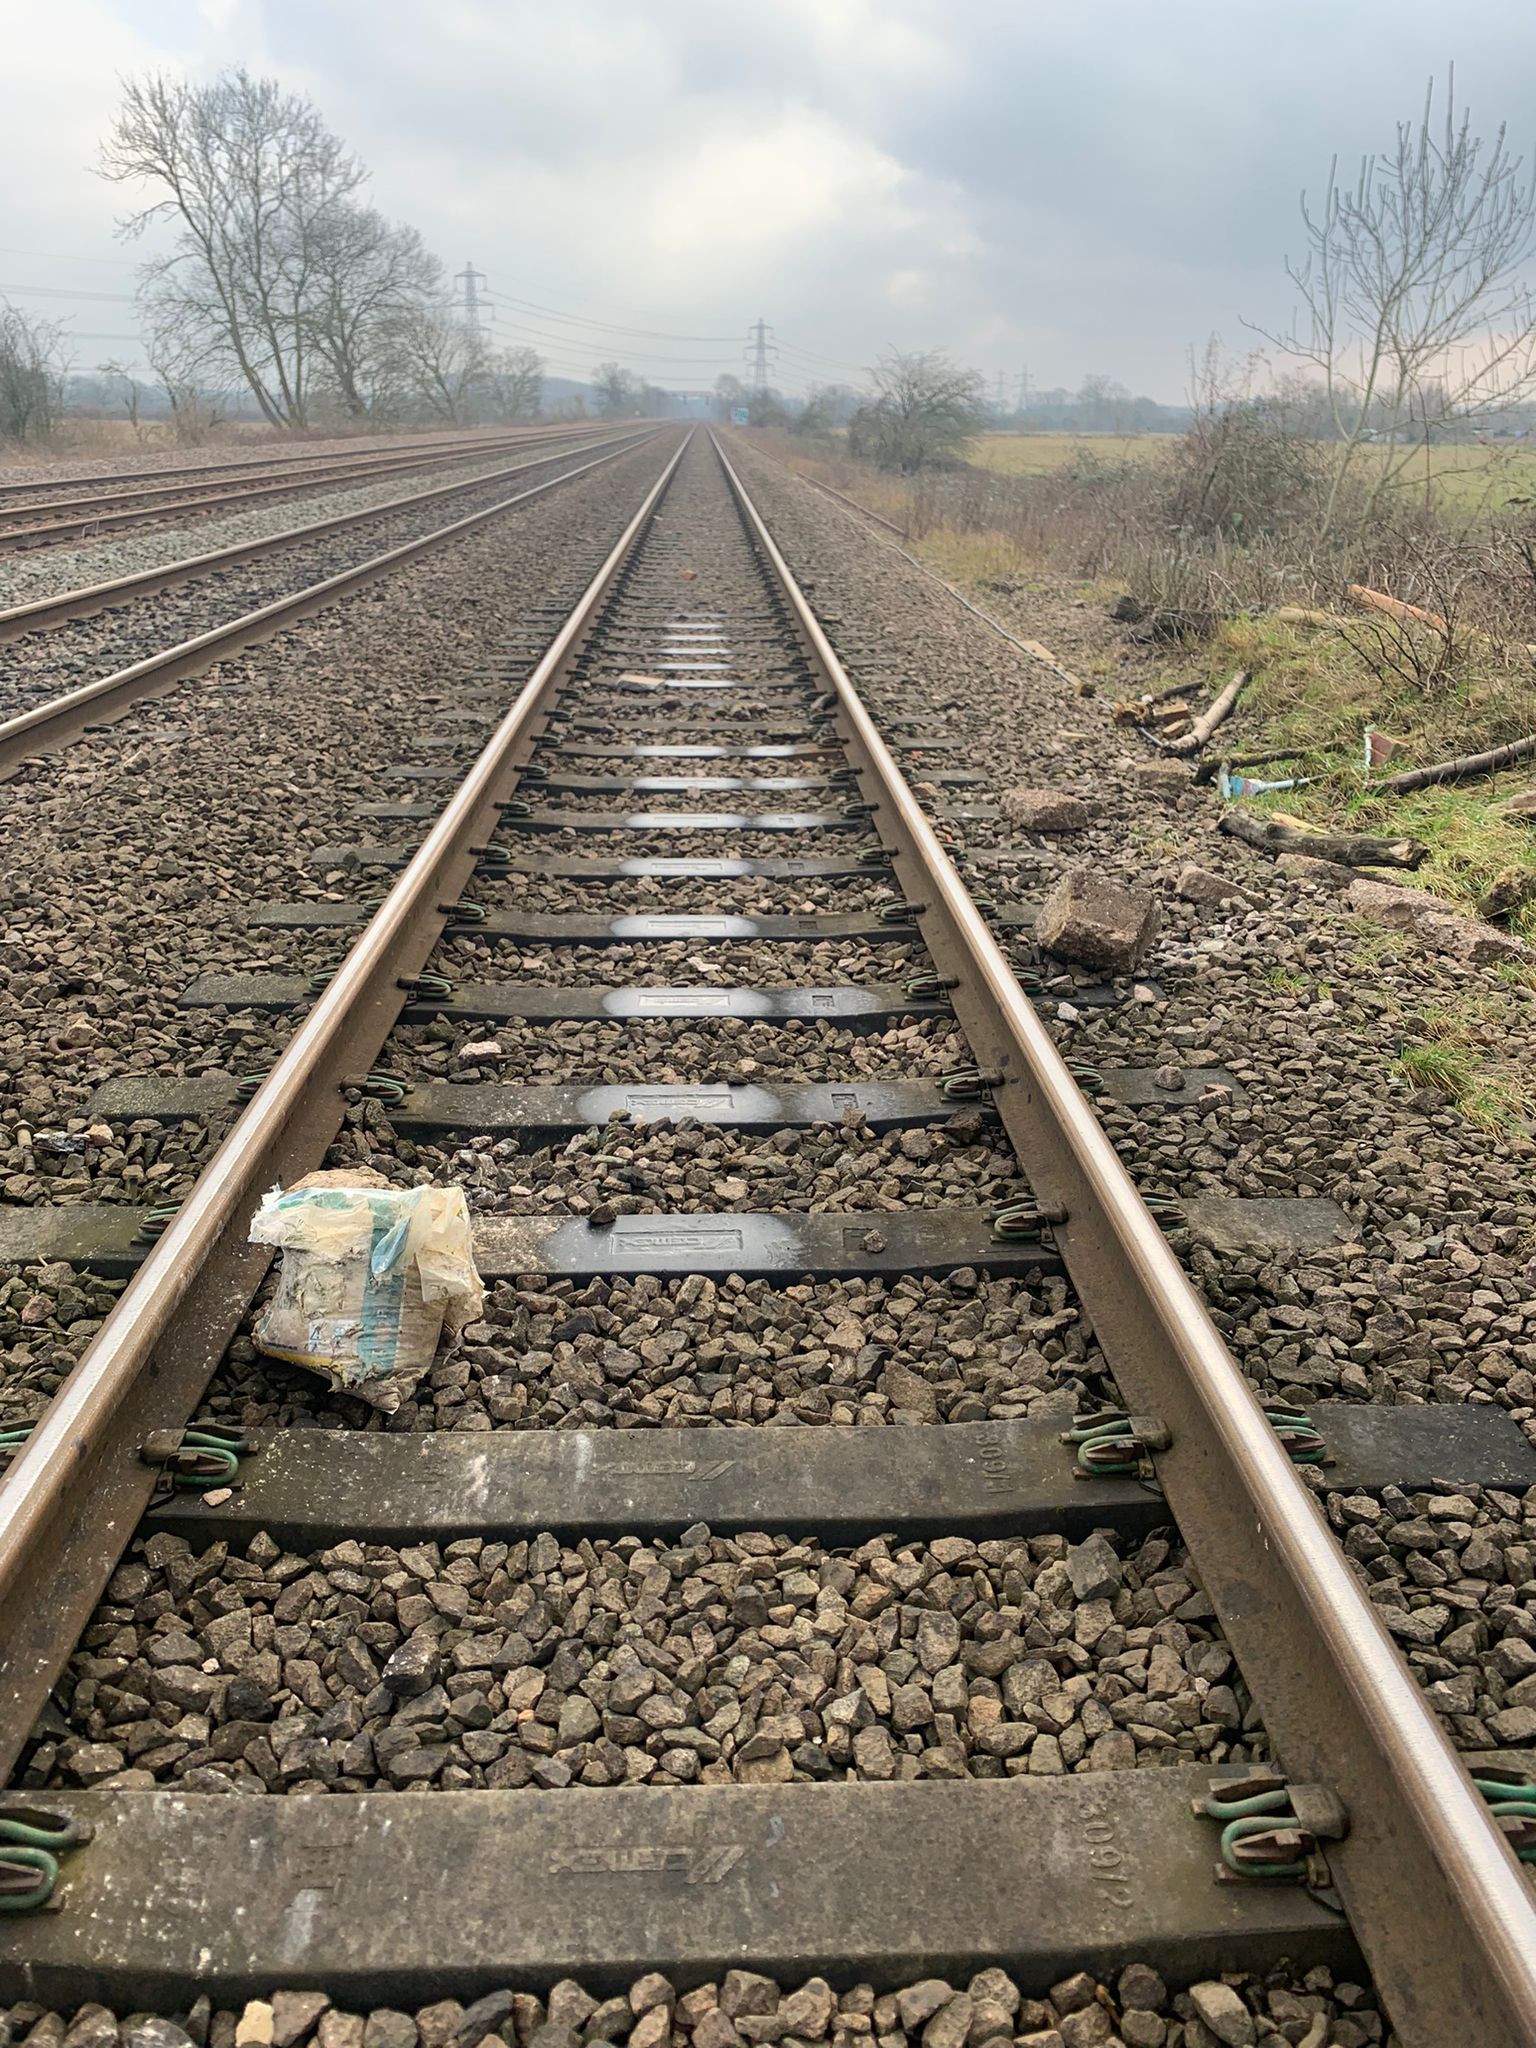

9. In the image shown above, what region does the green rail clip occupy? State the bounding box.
[1192,1771,1346,1893]
[140,1425,252,1495]
[0,1803,92,1914]
[1061,1408,1172,1480]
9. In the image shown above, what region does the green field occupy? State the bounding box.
[967,430,1536,509]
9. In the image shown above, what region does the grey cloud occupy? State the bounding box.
[11,0,1536,398]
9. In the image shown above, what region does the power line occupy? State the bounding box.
[0,244,138,268]
[479,311,741,370]
[0,281,137,303]
[479,290,738,346]
[776,338,867,375]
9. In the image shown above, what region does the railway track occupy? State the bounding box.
[0,430,1533,2044]
[0,425,537,500]
[0,423,652,652]
[0,422,617,550]
[0,426,668,764]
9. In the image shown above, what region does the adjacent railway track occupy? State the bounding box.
[0,422,651,648]
[0,424,536,501]
[0,425,668,767]
[0,420,620,550]
[0,429,1533,2044]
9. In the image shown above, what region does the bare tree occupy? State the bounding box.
[1162,339,1332,538]
[386,306,489,423]
[791,387,839,439]
[0,303,69,442]
[101,69,370,428]
[846,350,986,471]
[1261,69,1536,533]
[593,362,642,418]
[712,372,746,422]
[482,345,543,421]
[142,294,227,442]
[98,358,146,438]
[304,206,441,419]
[1076,373,1132,433]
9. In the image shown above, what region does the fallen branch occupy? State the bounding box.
[1272,605,1350,631]
[1163,668,1251,756]
[1218,809,1428,870]
[1347,585,1536,662]
[1348,583,1451,635]
[1372,731,1536,794]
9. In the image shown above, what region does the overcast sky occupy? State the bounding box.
[6,0,1536,402]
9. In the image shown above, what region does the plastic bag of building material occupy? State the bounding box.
[248,1168,484,1414]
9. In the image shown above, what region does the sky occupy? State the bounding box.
[4,0,1536,403]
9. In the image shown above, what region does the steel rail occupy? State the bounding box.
[711,430,1536,2048]
[0,429,671,774]
[797,466,909,537]
[0,431,690,1788]
[0,426,533,501]
[0,425,650,647]
[0,423,617,548]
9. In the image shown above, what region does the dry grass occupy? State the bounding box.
[967,432,1173,476]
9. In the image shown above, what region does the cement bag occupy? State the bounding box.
[249,1169,484,1414]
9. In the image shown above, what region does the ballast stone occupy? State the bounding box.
[1132,759,1191,794]
[1000,786,1091,832]
[1036,870,1160,974]
[1275,851,1356,892]
[1186,1981,1257,2047]
[1174,863,1253,908]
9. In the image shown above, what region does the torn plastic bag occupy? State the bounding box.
[249,1169,484,1415]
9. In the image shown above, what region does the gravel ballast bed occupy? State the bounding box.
[0,440,602,606]
[0,437,677,1407]
[433,938,925,990]
[0,443,639,716]
[0,1963,1391,2048]
[202,1264,1097,1433]
[466,872,902,913]
[31,1522,1255,1795]
[343,1115,1026,1221]
[723,439,1536,1444]
[381,1014,966,1084]
[0,426,521,492]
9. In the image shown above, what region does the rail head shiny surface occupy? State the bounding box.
[710,428,1536,2048]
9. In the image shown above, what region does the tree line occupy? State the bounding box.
[91,68,543,437]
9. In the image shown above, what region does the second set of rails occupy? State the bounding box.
[0,422,617,549]
[0,429,1532,2042]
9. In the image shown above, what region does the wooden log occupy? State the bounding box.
[1218,809,1428,870]
[1347,584,1451,635]
[1372,731,1536,794]
[1016,638,1089,693]
[1346,586,1536,661]
[1273,606,1349,630]
[1164,669,1251,756]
